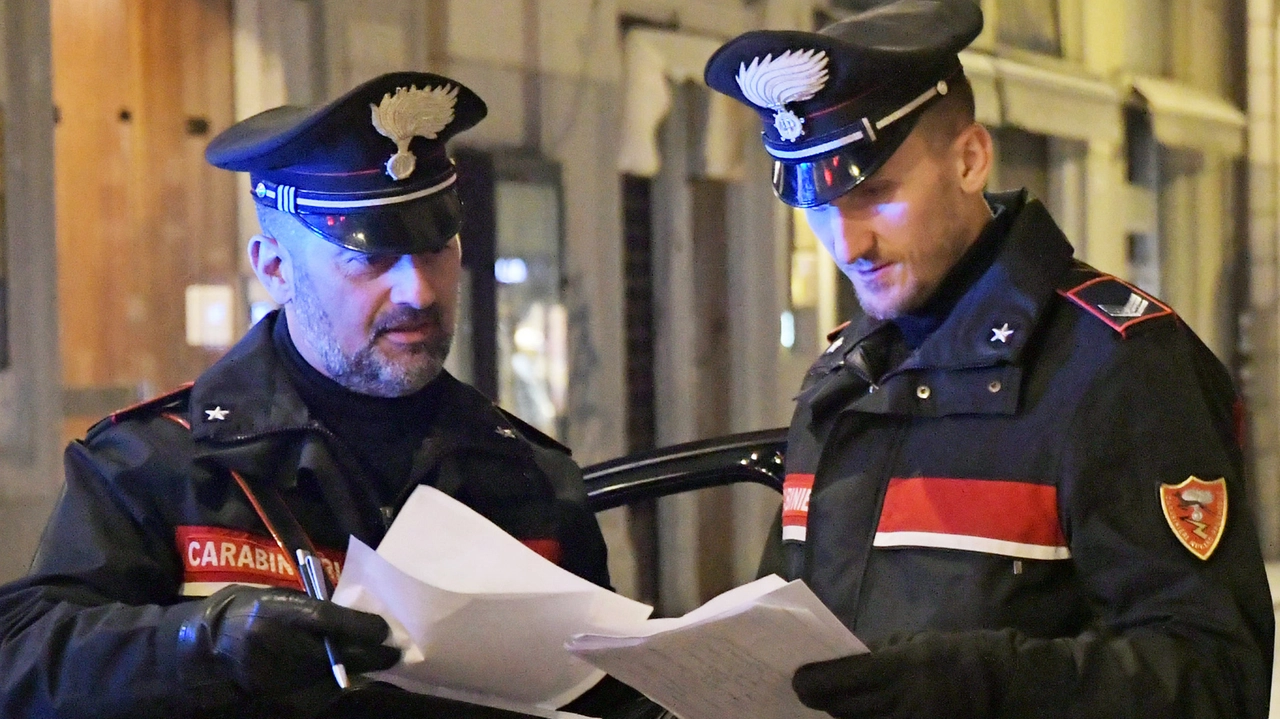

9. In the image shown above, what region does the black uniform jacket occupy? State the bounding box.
[0,312,610,719]
[779,192,1274,718]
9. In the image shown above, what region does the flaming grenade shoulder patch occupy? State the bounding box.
[1159,476,1227,560]
[370,84,458,180]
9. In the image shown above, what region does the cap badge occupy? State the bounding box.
[370,84,458,181]
[735,49,829,143]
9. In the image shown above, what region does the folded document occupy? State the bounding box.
[332,485,654,715]
[332,485,867,719]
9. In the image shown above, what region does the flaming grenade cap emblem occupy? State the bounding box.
[735,49,829,142]
[370,84,458,181]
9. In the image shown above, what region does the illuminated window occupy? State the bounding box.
[495,179,566,439]
[451,150,567,439]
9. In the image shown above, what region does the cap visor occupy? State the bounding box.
[296,191,462,254]
[772,116,920,208]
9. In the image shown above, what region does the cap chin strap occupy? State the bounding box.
[252,173,457,214]
[766,80,949,161]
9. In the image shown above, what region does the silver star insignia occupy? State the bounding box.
[496,427,517,439]
[990,324,1014,343]
[205,406,230,421]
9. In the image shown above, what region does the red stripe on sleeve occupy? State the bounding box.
[521,538,563,565]
[782,473,815,530]
[176,525,345,589]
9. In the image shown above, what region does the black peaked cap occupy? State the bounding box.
[207,71,487,254]
[705,0,983,208]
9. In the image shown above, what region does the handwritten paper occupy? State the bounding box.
[566,576,867,719]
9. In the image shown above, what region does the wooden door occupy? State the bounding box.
[53,0,236,438]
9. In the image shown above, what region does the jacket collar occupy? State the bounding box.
[188,311,312,443]
[842,190,1074,376]
[187,311,534,486]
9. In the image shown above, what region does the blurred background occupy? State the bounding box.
[0,0,1274,648]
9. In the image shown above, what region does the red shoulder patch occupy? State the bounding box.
[1159,477,1227,560]
[826,321,851,343]
[109,382,194,425]
[1058,275,1172,338]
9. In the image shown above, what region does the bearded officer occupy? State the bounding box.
[705,2,1273,718]
[0,72,613,718]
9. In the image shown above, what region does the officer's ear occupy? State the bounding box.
[954,122,993,195]
[248,234,295,305]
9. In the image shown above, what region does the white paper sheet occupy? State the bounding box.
[566,576,867,719]
[332,486,654,714]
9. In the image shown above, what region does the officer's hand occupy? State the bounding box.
[175,585,402,694]
[792,630,1017,719]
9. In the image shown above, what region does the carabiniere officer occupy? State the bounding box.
[0,72,613,719]
[705,2,1273,718]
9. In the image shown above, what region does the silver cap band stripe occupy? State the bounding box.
[255,174,457,212]
[765,82,945,161]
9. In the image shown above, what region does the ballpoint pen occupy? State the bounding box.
[296,549,351,689]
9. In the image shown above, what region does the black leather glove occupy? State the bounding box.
[175,585,402,695]
[792,630,1019,719]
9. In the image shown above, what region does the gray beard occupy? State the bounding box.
[288,268,453,397]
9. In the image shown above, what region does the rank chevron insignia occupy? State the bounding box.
[1098,292,1150,319]
[1057,269,1173,337]
[370,84,458,181]
[735,49,829,142]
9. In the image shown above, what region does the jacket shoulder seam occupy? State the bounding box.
[85,383,194,441]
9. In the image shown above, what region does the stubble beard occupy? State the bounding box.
[852,272,917,321]
[853,285,896,321]
[852,228,973,321]
[289,266,454,397]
